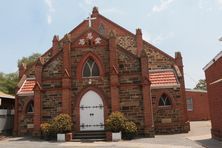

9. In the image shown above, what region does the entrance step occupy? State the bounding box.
[73,131,106,141]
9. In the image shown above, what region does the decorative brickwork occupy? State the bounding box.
[14,7,189,138]
[17,96,34,136]
[151,88,189,134]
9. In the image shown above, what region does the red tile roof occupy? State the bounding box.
[17,79,36,95]
[149,70,178,87]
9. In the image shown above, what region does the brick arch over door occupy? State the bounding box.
[76,51,105,80]
[74,86,109,131]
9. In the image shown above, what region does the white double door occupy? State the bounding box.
[80,90,104,131]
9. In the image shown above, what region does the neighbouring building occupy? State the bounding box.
[186,89,210,121]
[203,51,222,141]
[14,7,190,138]
[0,91,15,133]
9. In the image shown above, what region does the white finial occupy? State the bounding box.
[86,14,96,27]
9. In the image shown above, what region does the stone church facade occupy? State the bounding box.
[14,7,190,137]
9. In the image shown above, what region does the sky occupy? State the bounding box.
[0,0,222,88]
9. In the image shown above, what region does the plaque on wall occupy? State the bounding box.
[27,124,34,129]
[161,118,172,123]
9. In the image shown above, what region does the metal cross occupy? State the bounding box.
[86,15,96,27]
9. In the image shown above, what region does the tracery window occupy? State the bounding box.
[82,59,99,77]
[159,94,171,106]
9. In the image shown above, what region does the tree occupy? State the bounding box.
[194,79,207,90]
[0,53,41,95]
[18,53,41,67]
[0,72,18,95]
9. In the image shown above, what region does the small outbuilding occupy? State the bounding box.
[0,91,15,134]
[186,89,210,121]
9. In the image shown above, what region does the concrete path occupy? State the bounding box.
[0,121,222,148]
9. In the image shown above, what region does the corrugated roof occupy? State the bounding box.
[17,79,35,96]
[0,91,15,99]
[149,70,179,88]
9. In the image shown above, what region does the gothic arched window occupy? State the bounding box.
[27,100,34,113]
[82,59,100,77]
[159,94,171,107]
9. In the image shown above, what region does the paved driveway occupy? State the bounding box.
[0,121,222,148]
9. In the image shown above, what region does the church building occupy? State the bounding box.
[14,7,189,137]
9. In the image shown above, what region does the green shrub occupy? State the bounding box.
[105,111,127,132]
[51,114,73,134]
[122,121,138,140]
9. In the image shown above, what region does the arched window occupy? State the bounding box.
[82,59,99,77]
[159,94,171,107]
[98,24,105,35]
[27,101,34,113]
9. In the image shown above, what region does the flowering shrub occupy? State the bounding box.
[105,111,127,132]
[51,114,73,134]
[122,121,138,140]
[40,123,51,137]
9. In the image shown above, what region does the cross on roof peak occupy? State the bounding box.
[86,15,96,28]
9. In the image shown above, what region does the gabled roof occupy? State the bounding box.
[0,91,15,99]
[17,78,36,96]
[203,51,222,71]
[149,70,179,88]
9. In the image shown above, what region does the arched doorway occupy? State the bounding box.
[80,90,104,131]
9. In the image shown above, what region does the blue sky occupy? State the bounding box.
[0,0,222,88]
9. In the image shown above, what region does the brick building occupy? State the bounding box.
[203,51,222,141]
[14,7,189,137]
[186,89,210,121]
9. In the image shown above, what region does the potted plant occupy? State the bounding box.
[122,121,138,140]
[105,111,126,141]
[51,114,73,142]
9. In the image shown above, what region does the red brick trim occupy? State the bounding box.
[22,97,34,115]
[74,86,109,131]
[156,91,176,110]
[76,51,105,80]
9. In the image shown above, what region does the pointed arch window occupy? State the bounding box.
[27,101,34,113]
[159,94,171,107]
[82,59,100,77]
[98,24,105,35]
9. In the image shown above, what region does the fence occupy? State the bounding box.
[0,109,14,134]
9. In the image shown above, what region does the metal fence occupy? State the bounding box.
[0,109,14,134]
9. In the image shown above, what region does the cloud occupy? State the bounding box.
[218,0,222,8]
[45,0,55,25]
[198,0,213,11]
[152,0,174,13]
[143,32,174,45]
[100,7,125,15]
[84,0,94,5]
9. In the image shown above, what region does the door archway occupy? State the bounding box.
[79,90,104,131]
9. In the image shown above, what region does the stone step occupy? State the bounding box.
[73,131,106,140]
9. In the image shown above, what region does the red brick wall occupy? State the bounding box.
[186,90,210,121]
[205,55,222,141]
